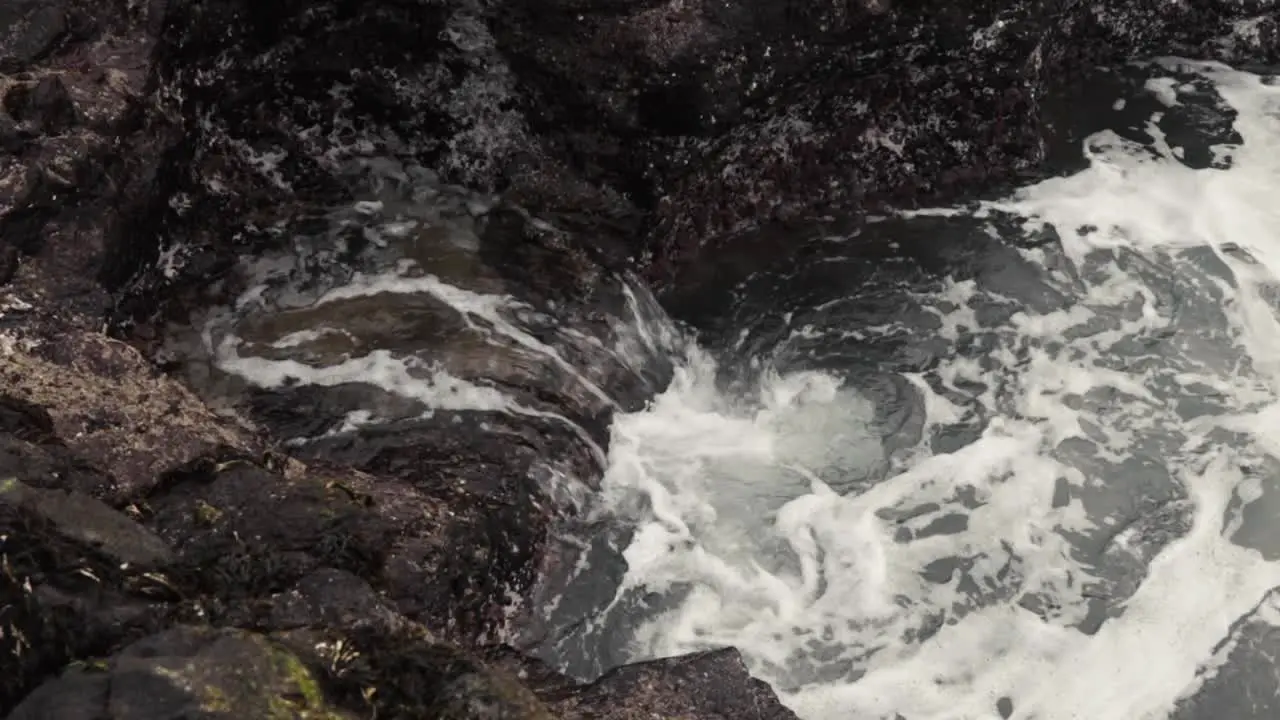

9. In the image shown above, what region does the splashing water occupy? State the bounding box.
[540,59,1280,720]
[172,159,680,513]
[171,56,1280,719]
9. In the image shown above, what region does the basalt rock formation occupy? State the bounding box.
[1,0,1278,718]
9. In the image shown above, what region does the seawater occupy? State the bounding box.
[539,59,1280,720]
[186,56,1280,720]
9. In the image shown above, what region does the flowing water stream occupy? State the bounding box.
[186,57,1280,719]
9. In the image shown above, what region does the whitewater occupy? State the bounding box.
[540,58,1280,720]
[196,57,1280,719]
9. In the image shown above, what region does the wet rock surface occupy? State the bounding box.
[511,647,800,720]
[1,0,1277,719]
[9,626,353,720]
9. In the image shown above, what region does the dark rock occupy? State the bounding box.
[103,0,648,337]
[479,205,622,310]
[8,625,352,720]
[147,462,396,607]
[140,441,549,646]
[3,76,78,134]
[280,626,556,720]
[492,0,1280,293]
[536,648,800,720]
[0,476,173,568]
[0,434,118,498]
[270,568,405,633]
[291,414,598,641]
[0,394,55,442]
[0,111,26,153]
[0,494,169,713]
[0,0,69,71]
[0,0,157,323]
[0,242,19,285]
[0,331,255,502]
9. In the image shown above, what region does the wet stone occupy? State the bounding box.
[0,0,68,71]
[8,626,352,720]
[540,648,800,720]
[269,568,405,633]
[0,241,18,284]
[0,476,173,567]
[3,76,78,134]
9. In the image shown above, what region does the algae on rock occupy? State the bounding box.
[7,626,353,720]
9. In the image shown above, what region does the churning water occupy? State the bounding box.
[538,58,1280,719]
[188,57,1280,719]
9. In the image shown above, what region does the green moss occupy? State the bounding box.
[0,476,21,496]
[268,644,347,720]
[151,665,237,715]
[279,648,324,708]
[200,683,232,713]
[193,500,223,526]
[64,657,110,674]
[148,634,350,720]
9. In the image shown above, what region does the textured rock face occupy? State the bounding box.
[587,0,1280,309]
[1,0,1278,719]
[9,626,353,720]
[492,647,801,720]
[0,332,253,499]
[0,4,781,717]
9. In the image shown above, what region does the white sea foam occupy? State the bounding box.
[579,59,1280,719]
[198,206,681,485]
[299,269,620,408]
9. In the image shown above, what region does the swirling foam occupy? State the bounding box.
[581,59,1280,720]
